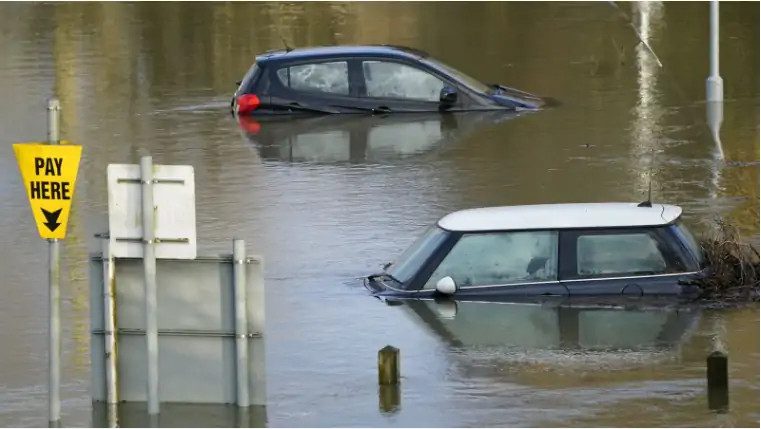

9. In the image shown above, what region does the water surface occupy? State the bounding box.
[0,1,758,427]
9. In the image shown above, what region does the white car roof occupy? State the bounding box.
[437,202,683,232]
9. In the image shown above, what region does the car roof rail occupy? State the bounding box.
[371,44,429,59]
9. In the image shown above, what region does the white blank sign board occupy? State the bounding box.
[107,163,197,259]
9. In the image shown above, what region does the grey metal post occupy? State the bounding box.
[706,0,724,160]
[101,238,119,427]
[236,407,251,428]
[233,239,250,407]
[47,98,62,427]
[249,256,266,406]
[140,155,160,415]
[708,0,720,81]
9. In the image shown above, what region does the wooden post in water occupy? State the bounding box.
[707,350,729,412]
[378,345,400,386]
[378,385,401,414]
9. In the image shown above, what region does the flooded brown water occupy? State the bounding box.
[0,1,758,427]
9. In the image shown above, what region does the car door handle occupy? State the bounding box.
[372,106,391,114]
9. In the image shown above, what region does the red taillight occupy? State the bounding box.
[236,94,260,115]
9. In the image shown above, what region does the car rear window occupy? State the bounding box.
[237,62,261,93]
[276,61,350,95]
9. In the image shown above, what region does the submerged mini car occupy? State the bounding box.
[364,202,709,299]
[231,44,553,117]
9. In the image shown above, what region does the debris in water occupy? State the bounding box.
[685,217,760,304]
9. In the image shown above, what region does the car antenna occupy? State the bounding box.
[605,2,663,209]
[638,147,656,208]
[279,34,293,52]
[274,20,294,52]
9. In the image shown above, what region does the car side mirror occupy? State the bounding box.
[435,276,457,295]
[439,87,458,108]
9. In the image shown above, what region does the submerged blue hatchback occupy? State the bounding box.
[364,202,710,300]
[231,44,554,116]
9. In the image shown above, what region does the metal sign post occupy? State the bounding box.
[706,0,724,161]
[12,98,83,427]
[106,158,198,416]
[47,98,62,428]
[140,155,160,416]
[89,156,267,420]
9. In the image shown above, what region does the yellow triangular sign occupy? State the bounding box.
[13,143,83,239]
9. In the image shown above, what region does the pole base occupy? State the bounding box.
[706,76,724,103]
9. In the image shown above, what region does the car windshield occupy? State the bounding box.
[420,57,493,95]
[385,224,450,284]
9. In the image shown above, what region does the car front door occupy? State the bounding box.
[557,228,691,297]
[416,229,569,298]
[354,59,463,113]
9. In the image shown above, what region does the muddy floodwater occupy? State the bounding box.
[0,1,758,427]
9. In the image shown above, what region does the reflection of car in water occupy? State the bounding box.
[389,296,705,417]
[230,44,555,117]
[237,111,519,164]
[395,298,701,352]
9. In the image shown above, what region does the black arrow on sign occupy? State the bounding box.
[41,208,62,232]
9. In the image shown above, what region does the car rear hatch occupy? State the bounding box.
[231,61,265,115]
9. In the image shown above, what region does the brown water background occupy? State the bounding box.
[0,1,758,427]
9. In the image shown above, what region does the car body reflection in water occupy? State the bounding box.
[390,297,702,378]
[237,111,519,164]
[384,297,710,424]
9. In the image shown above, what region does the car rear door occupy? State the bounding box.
[267,58,368,114]
[557,227,691,297]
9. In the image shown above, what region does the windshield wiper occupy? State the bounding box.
[491,84,543,100]
[367,271,403,284]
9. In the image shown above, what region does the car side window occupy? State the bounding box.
[423,231,559,289]
[362,61,444,102]
[575,232,676,277]
[276,61,350,95]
